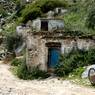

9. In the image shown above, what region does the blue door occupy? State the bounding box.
[48,48,60,68]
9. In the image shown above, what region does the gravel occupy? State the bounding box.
[0,61,95,95]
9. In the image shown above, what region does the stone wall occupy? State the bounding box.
[26,33,47,71]
[32,18,64,32]
[26,32,95,71]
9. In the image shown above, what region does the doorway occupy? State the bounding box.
[46,43,61,70]
[41,20,48,31]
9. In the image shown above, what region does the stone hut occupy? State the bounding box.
[54,7,67,16]
[25,17,95,72]
[32,18,64,32]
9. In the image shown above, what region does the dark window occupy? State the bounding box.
[41,21,48,31]
[58,8,61,14]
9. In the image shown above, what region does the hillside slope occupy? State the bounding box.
[0,0,95,36]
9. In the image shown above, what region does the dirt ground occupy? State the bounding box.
[0,61,95,95]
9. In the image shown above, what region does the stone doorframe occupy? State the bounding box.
[45,42,61,72]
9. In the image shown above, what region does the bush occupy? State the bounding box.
[5,33,23,52]
[70,67,85,78]
[22,7,42,23]
[19,0,68,23]
[12,58,50,80]
[11,58,22,66]
[55,48,95,77]
[16,62,29,80]
[86,8,95,30]
[29,66,50,79]
[17,64,50,80]
[37,0,68,13]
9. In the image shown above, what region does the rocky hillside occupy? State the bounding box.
[0,0,17,32]
[0,0,95,36]
[0,0,16,17]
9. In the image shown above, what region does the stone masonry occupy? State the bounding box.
[25,30,95,71]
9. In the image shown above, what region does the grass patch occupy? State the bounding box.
[11,58,22,66]
[64,67,92,87]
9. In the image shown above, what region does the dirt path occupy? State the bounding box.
[0,62,95,95]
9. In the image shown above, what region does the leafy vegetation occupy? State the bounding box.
[11,58,22,66]
[55,48,95,77]
[0,0,16,17]
[69,67,85,78]
[1,0,95,35]
[17,64,50,80]
[86,9,95,30]
[63,0,95,35]
[0,5,7,17]
[66,67,91,87]
[5,33,23,52]
[11,58,50,80]
[21,7,42,23]
[18,0,68,23]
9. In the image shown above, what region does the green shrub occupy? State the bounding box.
[17,62,29,80]
[5,33,23,52]
[37,0,68,13]
[11,57,50,80]
[19,0,68,23]
[29,66,50,79]
[6,33,16,52]
[22,7,42,23]
[0,5,7,17]
[16,62,50,80]
[71,67,85,78]
[11,58,22,66]
[86,8,95,30]
[55,48,95,77]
